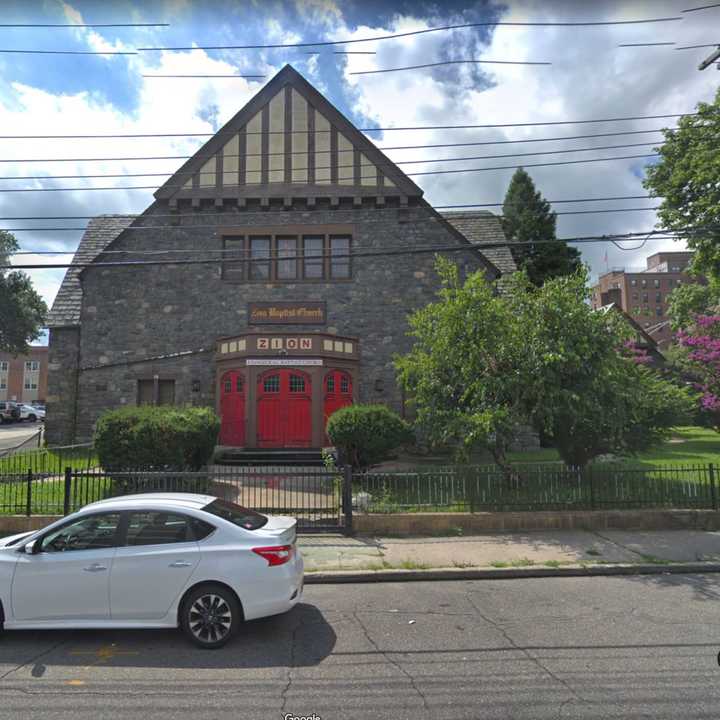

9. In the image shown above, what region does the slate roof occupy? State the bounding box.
[440,211,517,276]
[46,215,135,327]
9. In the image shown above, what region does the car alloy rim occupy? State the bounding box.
[189,594,232,643]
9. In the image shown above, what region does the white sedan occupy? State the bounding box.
[18,404,44,422]
[0,493,304,648]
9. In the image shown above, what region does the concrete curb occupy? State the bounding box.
[303,562,720,584]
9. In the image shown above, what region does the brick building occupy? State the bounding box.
[45,65,515,449]
[590,251,698,348]
[0,347,48,404]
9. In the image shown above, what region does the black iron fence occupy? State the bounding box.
[1,458,719,531]
[352,463,718,513]
[0,464,352,533]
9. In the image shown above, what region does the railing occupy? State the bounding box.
[0,442,96,478]
[353,463,717,513]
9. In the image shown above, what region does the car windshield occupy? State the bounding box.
[201,499,268,530]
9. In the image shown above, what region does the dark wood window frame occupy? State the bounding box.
[220,225,353,284]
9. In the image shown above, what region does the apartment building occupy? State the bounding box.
[591,252,699,348]
[0,347,49,404]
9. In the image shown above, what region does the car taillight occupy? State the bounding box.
[252,545,294,567]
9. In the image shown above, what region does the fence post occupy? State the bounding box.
[63,467,72,516]
[709,463,717,510]
[342,465,353,535]
[25,469,32,517]
[586,466,595,511]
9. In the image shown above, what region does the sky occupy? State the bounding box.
[1,0,719,345]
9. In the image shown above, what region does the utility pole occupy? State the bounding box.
[698,45,720,70]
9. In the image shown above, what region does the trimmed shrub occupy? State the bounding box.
[326,404,414,469]
[94,405,220,471]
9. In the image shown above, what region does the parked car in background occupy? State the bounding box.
[18,404,44,423]
[0,402,20,423]
[0,493,304,648]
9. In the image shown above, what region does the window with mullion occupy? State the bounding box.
[222,236,246,281]
[303,236,324,279]
[249,236,271,281]
[330,235,351,279]
[277,236,299,280]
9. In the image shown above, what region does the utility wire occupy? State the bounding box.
[617,42,676,47]
[0,128,682,163]
[1,230,699,270]
[135,16,683,52]
[681,2,720,11]
[142,74,264,78]
[0,196,661,221]
[0,152,661,191]
[0,112,697,139]
[676,43,720,49]
[0,208,664,233]
[349,59,552,75]
[0,22,169,27]
[0,141,665,181]
[0,48,136,55]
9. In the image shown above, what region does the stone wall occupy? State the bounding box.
[45,327,80,445]
[68,202,489,441]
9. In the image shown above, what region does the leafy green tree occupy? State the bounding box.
[667,280,720,330]
[396,261,694,475]
[644,87,720,280]
[501,167,582,286]
[0,230,47,354]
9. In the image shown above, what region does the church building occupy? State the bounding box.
[45,65,515,452]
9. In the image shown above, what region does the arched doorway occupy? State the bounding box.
[257,369,312,448]
[219,370,246,446]
[324,369,353,443]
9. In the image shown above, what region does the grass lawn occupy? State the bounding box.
[0,446,98,476]
[390,426,720,469]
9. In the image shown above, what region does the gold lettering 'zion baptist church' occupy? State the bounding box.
[248,302,326,325]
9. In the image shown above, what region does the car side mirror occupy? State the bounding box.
[23,540,39,555]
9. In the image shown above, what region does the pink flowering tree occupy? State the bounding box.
[621,339,653,366]
[676,314,720,430]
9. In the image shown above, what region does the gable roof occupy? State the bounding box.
[440,211,517,276]
[155,64,423,203]
[46,215,134,328]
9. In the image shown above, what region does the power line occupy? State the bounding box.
[2,229,698,270]
[676,43,720,49]
[0,208,664,234]
[135,16,683,52]
[681,2,720,11]
[0,22,169,27]
[349,59,552,75]
[0,128,681,164]
[0,141,664,181]
[0,152,661,191]
[0,112,697,139]
[142,74,264,78]
[617,42,676,47]
[0,196,660,221]
[0,48,136,55]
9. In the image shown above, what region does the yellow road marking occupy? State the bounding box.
[69,644,139,664]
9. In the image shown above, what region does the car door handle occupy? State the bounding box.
[169,560,192,568]
[83,563,107,572]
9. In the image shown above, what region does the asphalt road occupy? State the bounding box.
[0,423,42,452]
[0,574,719,719]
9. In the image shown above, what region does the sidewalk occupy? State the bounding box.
[298,529,720,574]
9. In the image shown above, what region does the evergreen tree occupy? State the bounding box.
[501,168,582,286]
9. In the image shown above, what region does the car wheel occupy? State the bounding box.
[180,584,240,649]
[28,415,36,422]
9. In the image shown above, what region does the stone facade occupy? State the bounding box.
[45,65,514,447]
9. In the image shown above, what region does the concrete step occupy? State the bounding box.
[214,447,327,467]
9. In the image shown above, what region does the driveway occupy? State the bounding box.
[0,423,42,453]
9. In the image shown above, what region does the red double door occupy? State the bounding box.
[257,369,313,448]
[323,370,353,444]
[219,370,246,446]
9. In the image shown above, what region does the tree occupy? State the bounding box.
[396,261,694,475]
[667,280,720,330]
[0,231,47,354]
[501,167,582,286]
[675,314,720,431]
[644,87,720,280]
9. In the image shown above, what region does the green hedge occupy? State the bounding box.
[326,403,413,469]
[94,405,220,471]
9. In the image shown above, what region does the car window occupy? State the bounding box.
[41,513,121,553]
[201,499,268,530]
[125,512,193,546]
[190,518,216,541]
